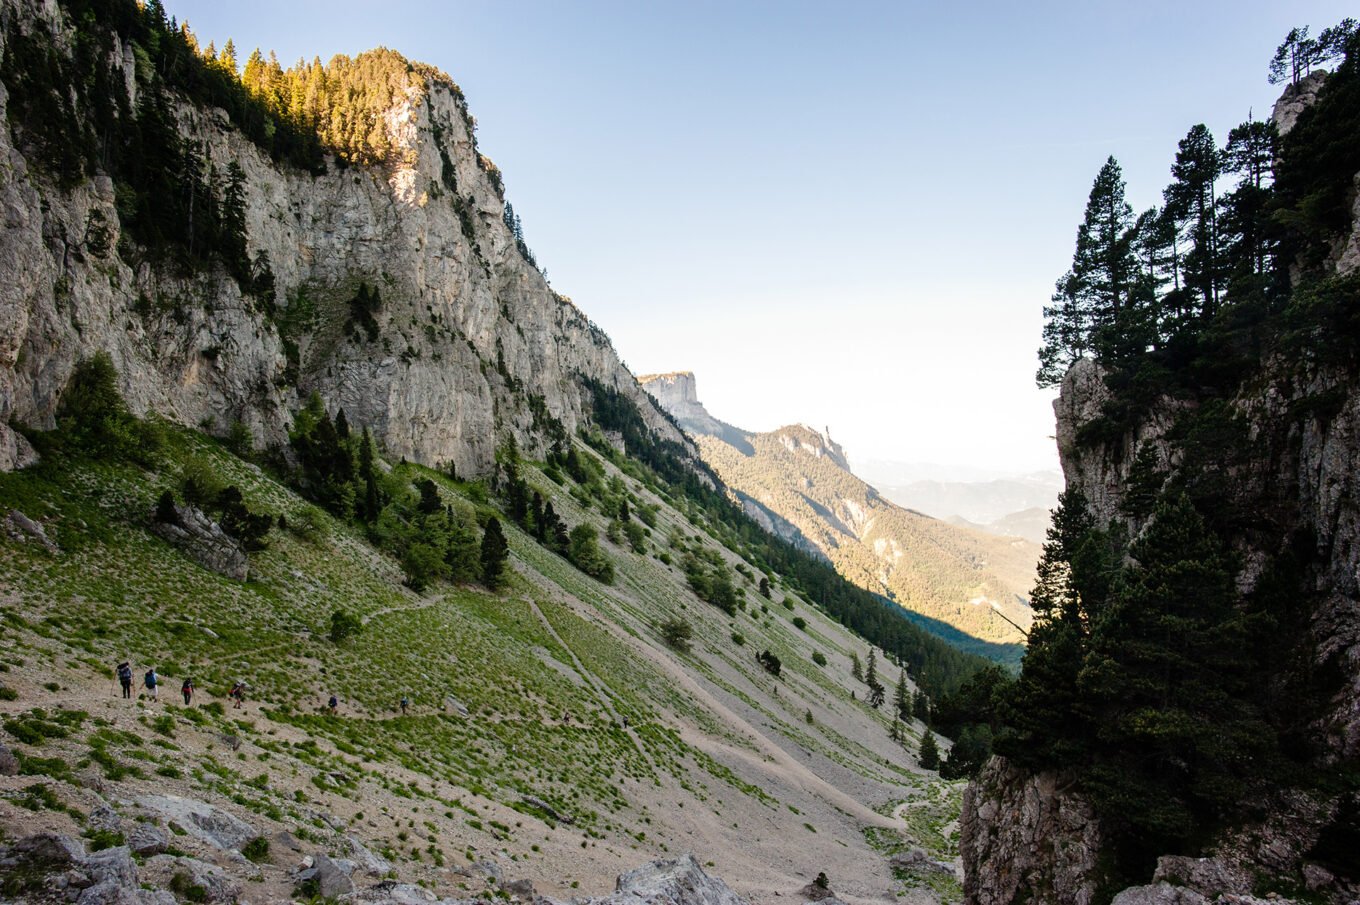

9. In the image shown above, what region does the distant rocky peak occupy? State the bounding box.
[775,425,851,473]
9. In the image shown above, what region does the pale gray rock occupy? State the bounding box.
[311,852,356,899]
[0,0,691,478]
[144,855,241,904]
[126,822,169,857]
[4,508,57,553]
[586,854,748,905]
[1271,70,1328,136]
[345,834,394,877]
[0,832,87,871]
[0,740,18,775]
[136,795,257,851]
[149,503,249,581]
[88,803,122,833]
[83,846,137,888]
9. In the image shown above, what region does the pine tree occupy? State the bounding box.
[1164,125,1223,317]
[358,427,380,523]
[865,650,884,708]
[850,651,863,682]
[1219,118,1278,291]
[893,671,910,722]
[889,716,902,743]
[1078,493,1273,862]
[997,489,1097,769]
[480,517,509,590]
[918,730,940,770]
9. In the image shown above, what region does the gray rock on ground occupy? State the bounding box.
[136,794,257,851]
[144,854,242,904]
[589,854,749,905]
[310,852,356,899]
[346,834,394,877]
[149,504,249,581]
[0,741,20,776]
[126,822,169,856]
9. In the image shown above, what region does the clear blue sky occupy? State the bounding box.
[171,1,1355,473]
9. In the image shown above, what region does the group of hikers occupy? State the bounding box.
[114,661,246,709]
[115,661,413,717]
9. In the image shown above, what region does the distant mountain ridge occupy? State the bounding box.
[641,372,1037,660]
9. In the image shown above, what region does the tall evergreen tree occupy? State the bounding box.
[894,671,911,722]
[1078,494,1273,868]
[1164,125,1223,317]
[1219,118,1278,292]
[480,517,509,590]
[918,730,940,771]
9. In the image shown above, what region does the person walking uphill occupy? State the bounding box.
[143,667,158,702]
[181,677,194,706]
[116,661,133,699]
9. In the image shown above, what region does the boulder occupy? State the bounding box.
[501,878,536,898]
[126,822,169,857]
[345,834,394,877]
[588,854,748,905]
[1152,855,1250,898]
[83,846,137,888]
[136,795,256,851]
[88,803,123,834]
[149,504,248,581]
[0,741,20,776]
[311,852,356,899]
[144,855,241,904]
[4,508,58,553]
[0,832,87,871]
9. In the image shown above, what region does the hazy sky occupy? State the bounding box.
[170,1,1355,473]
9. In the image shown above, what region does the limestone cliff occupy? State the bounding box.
[0,0,688,474]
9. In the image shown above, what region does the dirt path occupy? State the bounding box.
[520,595,653,765]
[361,590,445,625]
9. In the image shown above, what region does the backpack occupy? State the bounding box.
[117,664,131,682]
[145,670,156,687]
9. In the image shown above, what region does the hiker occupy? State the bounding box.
[143,667,158,702]
[229,681,246,709]
[181,677,194,706]
[328,695,338,715]
[400,696,409,715]
[116,661,133,699]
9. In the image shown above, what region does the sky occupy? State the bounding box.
[170,1,1356,474]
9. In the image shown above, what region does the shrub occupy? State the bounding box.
[792,616,807,631]
[329,610,362,644]
[756,650,781,677]
[811,651,827,667]
[242,835,270,863]
[659,618,693,652]
[730,632,745,646]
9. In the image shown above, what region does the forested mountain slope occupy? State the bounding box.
[641,372,1037,662]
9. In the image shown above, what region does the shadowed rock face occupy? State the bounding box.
[0,0,687,477]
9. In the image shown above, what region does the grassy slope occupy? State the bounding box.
[0,422,963,904]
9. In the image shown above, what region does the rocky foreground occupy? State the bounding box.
[0,818,754,905]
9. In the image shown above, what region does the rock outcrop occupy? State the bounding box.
[959,758,1104,905]
[0,0,687,475]
[588,854,748,905]
[149,504,250,581]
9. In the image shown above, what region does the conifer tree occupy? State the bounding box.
[1164,125,1223,317]
[894,671,911,722]
[918,730,940,771]
[1078,493,1272,861]
[480,517,509,590]
[851,651,863,682]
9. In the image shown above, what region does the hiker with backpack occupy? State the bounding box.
[328,694,338,715]
[400,695,409,715]
[181,677,194,706]
[229,681,246,709]
[116,661,133,699]
[143,667,158,702]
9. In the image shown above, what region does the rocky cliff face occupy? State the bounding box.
[960,73,1360,905]
[0,0,687,474]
